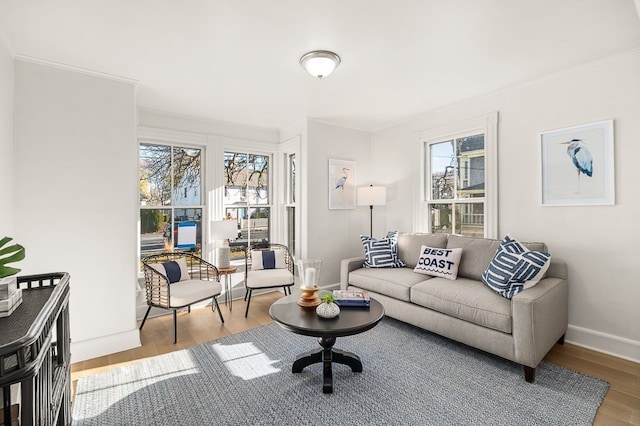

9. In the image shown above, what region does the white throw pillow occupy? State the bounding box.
[251,249,287,270]
[413,245,463,280]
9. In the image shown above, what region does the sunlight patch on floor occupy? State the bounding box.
[212,342,281,380]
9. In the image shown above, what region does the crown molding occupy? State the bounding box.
[14,54,138,85]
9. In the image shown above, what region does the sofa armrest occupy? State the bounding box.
[340,256,365,290]
[511,277,568,367]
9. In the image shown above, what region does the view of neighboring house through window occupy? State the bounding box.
[139,143,204,258]
[426,133,485,237]
[224,152,270,259]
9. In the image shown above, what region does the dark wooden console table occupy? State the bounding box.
[0,273,71,426]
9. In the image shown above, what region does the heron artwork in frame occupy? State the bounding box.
[328,159,356,209]
[540,119,614,206]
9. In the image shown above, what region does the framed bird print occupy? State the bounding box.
[328,159,356,209]
[540,119,614,206]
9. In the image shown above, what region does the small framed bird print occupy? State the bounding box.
[329,159,356,209]
[540,119,614,206]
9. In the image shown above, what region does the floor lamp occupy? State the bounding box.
[357,185,386,237]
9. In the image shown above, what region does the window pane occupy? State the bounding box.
[140,144,171,206]
[429,203,452,234]
[248,207,270,245]
[287,206,295,255]
[456,134,485,198]
[289,153,296,204]
[140,208,171,256]
[430,141,455,200]
[459,202,484,237]
[173,147,202,206]
[224,152,248,204]
[247,154,269,205]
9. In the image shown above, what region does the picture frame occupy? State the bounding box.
[540,119,614,206]
[328,159,356,209]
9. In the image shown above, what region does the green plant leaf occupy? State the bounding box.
[0,237,26,279]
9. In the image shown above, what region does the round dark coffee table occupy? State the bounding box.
[269,294,384,394]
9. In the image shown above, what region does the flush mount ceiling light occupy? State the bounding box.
[299,50,341,79]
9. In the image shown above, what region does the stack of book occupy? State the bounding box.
[333,290,370,307]
[0,278,22,318]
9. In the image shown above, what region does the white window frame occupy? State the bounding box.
[415,112,498,238]
[138,129,208,264]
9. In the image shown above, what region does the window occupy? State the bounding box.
[420,112,498,238]
[139,143,204,257]
[224,152,270,258]
[286,153,296,254]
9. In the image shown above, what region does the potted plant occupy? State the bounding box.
[316,291,340,319]
[0,237,26,298]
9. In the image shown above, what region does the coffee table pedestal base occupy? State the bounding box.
[291,336,362,394]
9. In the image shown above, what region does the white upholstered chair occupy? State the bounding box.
[244,243,295,317]
[141,252,224,343]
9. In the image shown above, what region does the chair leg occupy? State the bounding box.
[244,288,249,301]
[188,305,191,313]
[173,310,178,344]
[244,289,253,318]
[524,366,535,383]
[213,297,224,323]
[139,306,152,330]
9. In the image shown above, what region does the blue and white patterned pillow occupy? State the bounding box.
[360,231,406,268]
[481,235,551,299]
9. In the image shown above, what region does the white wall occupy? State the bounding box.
[0,39,13,236]
[371,49,640,361]
[305,120,372,285]
[13,59,140,362]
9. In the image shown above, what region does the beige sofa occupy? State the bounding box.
[340,233,568,382]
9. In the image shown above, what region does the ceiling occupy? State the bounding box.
[1,0,639,132]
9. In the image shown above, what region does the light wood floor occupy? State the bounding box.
[71,292,639,425]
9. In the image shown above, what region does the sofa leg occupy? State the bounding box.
[557,334,565,345]
[524,366,535,383]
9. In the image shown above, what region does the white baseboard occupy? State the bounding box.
[71,328,141,363]
[566,324,640,364]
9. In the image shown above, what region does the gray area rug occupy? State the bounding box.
[72,318,609,425]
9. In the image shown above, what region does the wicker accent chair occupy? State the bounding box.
[244,243,295,318]
[141,252,224,343]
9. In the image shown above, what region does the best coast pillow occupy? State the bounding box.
[148,257,190,283]
[481,235,551,299]
[251,249,287,270]
[413,245,463,280]
[360,231,406,268]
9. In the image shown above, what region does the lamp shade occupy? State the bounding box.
[357,186,386,206]
[300,50,341,79]
[211,220,238,240]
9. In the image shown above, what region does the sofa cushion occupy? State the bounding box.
[410,277,513,334]
[413,246,463,280]
[360,232,406,268]
[447,235,548,281]
[481,235,551,299]
[397,233,449,268]
[349,267,429,302]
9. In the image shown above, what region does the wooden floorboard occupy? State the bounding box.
[71,291,640,425]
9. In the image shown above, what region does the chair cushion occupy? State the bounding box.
[247,269,294,288]
[349,267,430,302]
[168,279,222,308]
[410,277,513,334]
[251,250,287,270]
